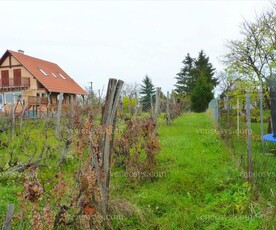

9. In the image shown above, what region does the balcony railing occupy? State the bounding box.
[0,77,30,91]
[28,96,48,105]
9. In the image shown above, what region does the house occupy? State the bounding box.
[0,50,87,113]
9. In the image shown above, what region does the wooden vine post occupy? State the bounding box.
[10,94,15,141]
[166,91,170,125]
[70,94,75,116]
[150,93,154,117]
[3,203,14,230]
[55,92,63,139]
[38,95,42,119]
[91,78,124,215]
[246,93,253,183]
[153,87,161,135]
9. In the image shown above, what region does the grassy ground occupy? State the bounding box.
[111,113,268,229]
[0,112,273,229]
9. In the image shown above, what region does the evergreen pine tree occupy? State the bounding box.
[191,72,214,112]
[175,50,217,97]
[140,75,155,111]
[194,50,217,87]
[175,50,218,112]
[175,53,195,95]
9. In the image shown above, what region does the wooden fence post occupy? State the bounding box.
[217,98,220,130]
[3,203,14,230]
[226,96,230,145]
[246,93,253,183]
[56,92,63,139]
[150,93,154,117]
[98,89,101,108]
[237,97,240,136]
[91,78,124,215]
[70,94,75,116]
[38,95,42,119]
[166,91,170,125]
[260,78,264,140]
[153,87,161,135]
[10,94,15,141]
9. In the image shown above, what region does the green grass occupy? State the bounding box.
[111,113,268,229]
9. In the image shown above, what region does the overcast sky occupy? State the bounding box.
[0,0,272,94]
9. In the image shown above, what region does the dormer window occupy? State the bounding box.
[51,72,57,78]
[59,73,66,80]
[38,68,48,76]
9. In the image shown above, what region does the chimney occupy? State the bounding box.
[18,49,24,54]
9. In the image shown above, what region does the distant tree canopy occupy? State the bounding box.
[175,50,217,112]
[223,3,276,109]
[140,75,155,111]
[122,96,137,114]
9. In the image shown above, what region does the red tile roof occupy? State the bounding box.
[1,50,88,95]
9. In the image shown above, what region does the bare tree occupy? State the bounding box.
[223,4,276,107]
[216,71,233,96]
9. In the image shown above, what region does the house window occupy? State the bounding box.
[5,92,23,103]
[58,73,66,80]
[37,93,46,97]
[5,93,14,103]
[51,72,57,78]
[38,68,48,76]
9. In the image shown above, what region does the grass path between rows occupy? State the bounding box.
[113,113,265,229]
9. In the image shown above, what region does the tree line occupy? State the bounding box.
[138,50,217,113]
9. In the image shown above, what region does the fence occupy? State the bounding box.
[209,92,276,220]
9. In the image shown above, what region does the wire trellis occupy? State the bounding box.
[209,92,276,222]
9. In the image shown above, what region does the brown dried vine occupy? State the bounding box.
[114,117,160,183]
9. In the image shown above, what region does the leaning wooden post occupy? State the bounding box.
[166,91,170,125]
[102,78,123,213]
[3,203,14,230]
[153,87,161,135]
[56,92,63,139]
[91,78,124,215]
